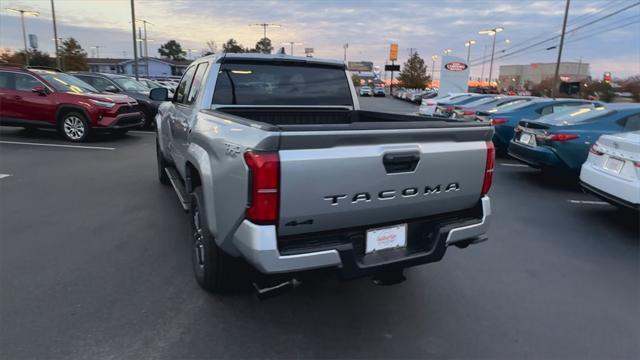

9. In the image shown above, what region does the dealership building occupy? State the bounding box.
[498,62,590,89]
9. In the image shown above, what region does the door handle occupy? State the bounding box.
[383,152,421,173]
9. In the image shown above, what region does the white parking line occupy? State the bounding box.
[0,141,115,150]
[500,163,529,167]
[0,174,11,180]
[568,200,610,206]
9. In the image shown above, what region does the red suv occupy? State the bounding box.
[0,66,144,142]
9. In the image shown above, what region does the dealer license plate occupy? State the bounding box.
[365,224,407,253]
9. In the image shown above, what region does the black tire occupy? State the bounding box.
[141,107,155,129]
[156,139,170,186]
[190,186,234,293]
[58,111,91,142]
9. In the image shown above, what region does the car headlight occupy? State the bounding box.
[89,99,116,108]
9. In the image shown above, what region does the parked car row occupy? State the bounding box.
[394,88,437,104]
[0,64,174,141]
[413,91,640,210]
[358,85,386,97]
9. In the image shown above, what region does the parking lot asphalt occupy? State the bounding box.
[1,96,638,359]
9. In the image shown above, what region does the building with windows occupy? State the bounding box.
[86,57,191,77]
[499,62,590,89]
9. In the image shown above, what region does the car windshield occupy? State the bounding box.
[540,106,613,125]
[213,62,353,106]
[34,71,97,93]
[113,77,148,91]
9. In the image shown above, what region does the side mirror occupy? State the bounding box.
[104,85,120,93]
[32,86,47,96]
[149,87,169,101]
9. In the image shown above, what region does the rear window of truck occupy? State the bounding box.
[212,62,353,106]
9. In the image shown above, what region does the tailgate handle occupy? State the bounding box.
[383,152,420,173]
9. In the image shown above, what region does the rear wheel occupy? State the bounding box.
[190,186,234,293]
[59,112,90,142]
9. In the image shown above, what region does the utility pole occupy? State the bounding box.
[407,47,417,56]
[343,43,348,62]
[250,23,282,39]
[552,0,571,99]
[130,0,139,80]
[50,0,60,69]
[135,19,153,78]
[282,42,302,56]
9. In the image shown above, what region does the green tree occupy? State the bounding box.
[254,37,273,54]
[1,48,55,67]
[60,38,88,71]
[398,52,430,89]
[620,76,640,102]
[158,40,186,61]
[222,38,245,53]
[351,73,362,86]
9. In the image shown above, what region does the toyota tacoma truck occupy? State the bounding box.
[151,54,494,293]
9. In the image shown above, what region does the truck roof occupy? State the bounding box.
[211,53,346,69]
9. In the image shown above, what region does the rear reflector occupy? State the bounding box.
[481,141,495,196]
[490,118,508,125]
[244,151,279,223]
[545,133,579,141]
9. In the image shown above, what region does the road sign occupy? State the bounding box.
[28,34,38,49]
[389,43,398,61]
[385,64,400,71]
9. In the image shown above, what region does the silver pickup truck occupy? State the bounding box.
[150,53,494,293]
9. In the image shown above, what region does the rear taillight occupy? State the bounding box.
[244,151,279,223]
[463,110,476,116]
[490,118,508,125]
[481,141,495,196]
[446,106,455,112]
[634,161,640,168]
[544,133,579,141]
[589,143,604,156]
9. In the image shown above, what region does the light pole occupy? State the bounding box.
[443,48,452,55]
[129,0,139,80]
[464,40,476,63]
[250,23,282,39]
[431,55,438,79]
[282,42,302,56]
[50,0,60,69]
[343,43,349,62]
[478,26,504,84]
[6,8,40,66]
[135,19,153,78]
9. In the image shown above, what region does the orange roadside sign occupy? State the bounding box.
[389,43,398,61]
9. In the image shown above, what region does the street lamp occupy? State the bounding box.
[464,39,476,63]
[431,55,438,79]
[282,42,302,56]
[478,26,504,84]
[6,8,40,66]
[443,48,452,55]
[250,23,282,39]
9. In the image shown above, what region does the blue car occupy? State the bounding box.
[489,98,600,150]
[507,104,640,172]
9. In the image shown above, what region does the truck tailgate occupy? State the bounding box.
[278,126,492,236]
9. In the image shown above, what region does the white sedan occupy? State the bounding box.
[580,131,640,210]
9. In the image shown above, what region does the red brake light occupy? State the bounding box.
[463,110,476,116]
[545,133,579,141]
[490,118,508,125]
[481,141,495,196]
[244,151,279,223]
[446,106,455,112]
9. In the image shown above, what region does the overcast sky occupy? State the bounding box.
[1,0,638,79]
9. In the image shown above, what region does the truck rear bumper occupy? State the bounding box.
[233,196,491,275]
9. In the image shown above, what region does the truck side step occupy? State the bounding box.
[164,167,190,211]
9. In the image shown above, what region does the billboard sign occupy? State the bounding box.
[384,64,400,71]
[438,55,470,96]
[348,61,373,72]
[389,43,398,61]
